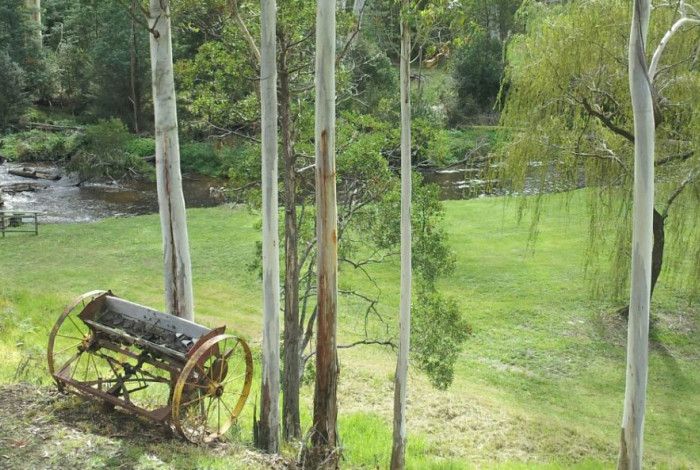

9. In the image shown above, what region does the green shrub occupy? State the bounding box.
[83,118,130,151]
[124,137,155,157]
[125,137,259,179]
[412,289,471,390]
[0,52,29,129]
[13,130,82,161]
[181,140,260,178]
[68,118,152,181]
[449,32,504,125]
[180,141,221,176]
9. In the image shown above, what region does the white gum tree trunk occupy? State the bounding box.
[352,0,366,17]
[619,0,655,468]
[307,0,340,466]
[257,0,281,454]
[148,0,195,321]
[25,0,41,45]
[390,3,412,468]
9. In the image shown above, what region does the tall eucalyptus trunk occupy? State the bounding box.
[255,0,281,453]
[25,0,41,45]
[390,3,412,468]
[618,0,655,468]
[129,0,141,133]
[148,0,195,321]
[280,38,303,442]
[352,0,366,17]
[304,0,339,467]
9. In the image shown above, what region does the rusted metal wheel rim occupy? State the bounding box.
[47,290,108,390]
[171,334,253,444]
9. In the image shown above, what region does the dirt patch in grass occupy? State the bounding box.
[0,384,293,469]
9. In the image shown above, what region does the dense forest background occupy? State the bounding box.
[0,0,519,177]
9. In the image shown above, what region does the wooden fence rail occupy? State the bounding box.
[0,211,39,237]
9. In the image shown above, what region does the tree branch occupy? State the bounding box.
[229,0,261,65]
[662,168,698,218]
[336,0,369,65]
[581,97,635,143]
[654,149,694,166]
[649,11,700,81]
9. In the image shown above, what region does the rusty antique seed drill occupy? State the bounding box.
[47,291,253,443]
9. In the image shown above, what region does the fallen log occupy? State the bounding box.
[8,167,61,181]
[1,182,48,193]
[24,122,83,132]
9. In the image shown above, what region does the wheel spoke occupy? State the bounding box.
[220,372,246,386]
[69,353,83,380]
[180,392,207,408]
[82,352,91,381]
[220,397,235,420]
[57,333,83,341]
[223,340,240,361]
[217,399,221,433]
[66,315,86,337]
[54,343,79,357]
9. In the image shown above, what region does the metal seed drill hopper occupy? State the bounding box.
[47,291,253,443]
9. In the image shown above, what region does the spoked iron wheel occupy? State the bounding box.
[171,334,253,443]
[47,290,109,391]
[48,291,173,412]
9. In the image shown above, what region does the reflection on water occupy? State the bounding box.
[421,165,499,200]
[0,162,225,224]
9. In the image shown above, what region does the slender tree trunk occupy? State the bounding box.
[618,0,654,468]
[650,208,664,298]
[304,0,339,467]
[279,40,303,442]
[617,209,664,318]
[352,0,366,17]
[25,0,41,46]
[391,3,412,469]
[130,0,140,133]
[255,0,281,453]
[148,0,195,321]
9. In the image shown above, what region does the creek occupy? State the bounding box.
[0,161,225,224]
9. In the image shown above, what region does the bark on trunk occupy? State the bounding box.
[148,0,195,321]
[304,0,339,467]
[650,209,664,298]
[280,40,303,443]
[617,209,664,318]
[390,4,412,469]
[618,0,654,468]
[255,0,281,453]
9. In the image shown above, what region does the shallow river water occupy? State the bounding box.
[0,159,503,224]
[0,162,225,224]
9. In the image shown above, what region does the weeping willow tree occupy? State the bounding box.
[499,0,700,304]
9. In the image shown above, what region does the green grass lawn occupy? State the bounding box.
[0,192,697,469]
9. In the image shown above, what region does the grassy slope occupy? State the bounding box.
[0,192,697,469]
